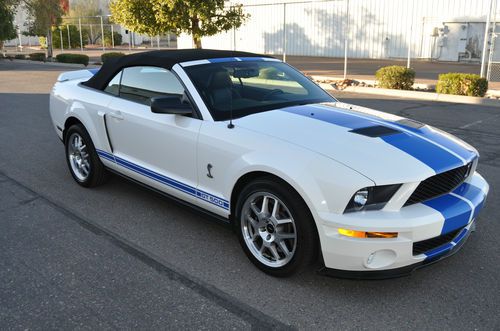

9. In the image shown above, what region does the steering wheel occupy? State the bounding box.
[261,89,284,101]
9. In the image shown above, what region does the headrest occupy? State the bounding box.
[209,70,232,89]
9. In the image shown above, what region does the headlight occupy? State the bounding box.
[352,188,369,210]
[344,184,401,213]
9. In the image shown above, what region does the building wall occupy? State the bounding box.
[178,0,496,61]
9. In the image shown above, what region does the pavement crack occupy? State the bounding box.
[0,170,294,331]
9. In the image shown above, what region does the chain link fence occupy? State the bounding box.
[175,0,500,87]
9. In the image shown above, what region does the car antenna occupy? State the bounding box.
[228,85,235,129]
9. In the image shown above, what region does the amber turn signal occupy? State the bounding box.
[338,228,398,238]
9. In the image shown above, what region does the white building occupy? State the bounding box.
[178,0,500,62]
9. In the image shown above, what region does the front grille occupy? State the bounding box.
[404,162,472,206]
[413,228,462,255]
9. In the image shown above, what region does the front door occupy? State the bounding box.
[105,66,202,204]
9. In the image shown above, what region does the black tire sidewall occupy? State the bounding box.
[234,178,318,277]
[64,124,104,187]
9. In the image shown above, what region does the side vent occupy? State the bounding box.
[350,125,401,138]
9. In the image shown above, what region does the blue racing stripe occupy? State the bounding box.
[206,57,272,64]
[390,122,476,162]
[425,242,454,260]
[453,182,486,220]
[381,133,464,174]
[282,105,465,173]
[423,194,472,234]
[452,227,468,245]
[95,149,229,210]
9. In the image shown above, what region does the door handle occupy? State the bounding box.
[109,111,124,120]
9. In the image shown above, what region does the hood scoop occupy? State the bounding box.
[350,125,402,138]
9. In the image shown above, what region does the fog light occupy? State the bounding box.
[338,228,398,238]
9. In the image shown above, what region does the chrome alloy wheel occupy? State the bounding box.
[241,192,297,268]
[67,132,91,181]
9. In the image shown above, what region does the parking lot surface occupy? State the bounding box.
[0,61,499,330]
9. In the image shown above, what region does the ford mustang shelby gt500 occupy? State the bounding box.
[50,49,489,278]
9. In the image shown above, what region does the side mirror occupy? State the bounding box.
[150,95,193,115]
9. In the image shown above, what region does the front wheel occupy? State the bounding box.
[235,178,318,277]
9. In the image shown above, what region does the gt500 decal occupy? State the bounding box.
[196,191,229,209]
[96,149,229,210]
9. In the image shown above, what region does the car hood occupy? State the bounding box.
[235,102,477,184]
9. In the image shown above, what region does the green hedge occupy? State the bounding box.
[56,53,89,66]
[101,52,125,63]
[14,54,26,59]
[375,65,415,90]
[29,52,46,62]
[436,73,488,97]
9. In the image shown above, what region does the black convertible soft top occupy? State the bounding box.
[83,49,274,90]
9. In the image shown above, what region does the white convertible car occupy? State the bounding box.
[50,50,489,278]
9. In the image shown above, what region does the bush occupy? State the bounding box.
[375,65,415,90]
[14,54,26,59]
[29,52,46,62]
[104,31,122,47]
[101,52,125,63]
[436,73,488,97]
[52,25,89,49]
[56,53,89,66]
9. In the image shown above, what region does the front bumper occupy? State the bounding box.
[316,172,488,278]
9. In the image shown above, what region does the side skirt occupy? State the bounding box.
[105,167,232,227]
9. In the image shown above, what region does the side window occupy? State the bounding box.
[104,71,122,96]
[119,66,185,105]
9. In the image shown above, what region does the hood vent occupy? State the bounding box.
[350,125,401,138]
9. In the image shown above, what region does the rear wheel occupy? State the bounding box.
[65,124,107,187]
[235,178,318,277]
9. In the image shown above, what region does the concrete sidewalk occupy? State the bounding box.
[285,56,500,90]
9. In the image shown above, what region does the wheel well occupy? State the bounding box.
[63,117,83,141]
[230,171,305,219]
[230,170,322,263]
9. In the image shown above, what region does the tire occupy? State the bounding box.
[64,124,107,188]
[235,177,318,277]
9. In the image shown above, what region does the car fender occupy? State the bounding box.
[224,147,375,218]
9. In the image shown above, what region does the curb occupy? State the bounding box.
[318,83,500,108]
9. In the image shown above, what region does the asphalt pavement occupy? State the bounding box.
[0,61,499,330]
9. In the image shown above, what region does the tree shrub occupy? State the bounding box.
[375,65,415,90]
[29,52,46,61]
[101,52,125,63]
[14,54,26,59]
[104,31,122,47]
[56,53,89,66]
[436,73,488,97]
[52,25,89,49]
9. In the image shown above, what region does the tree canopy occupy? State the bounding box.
[110,0,248,48]
[0,0,18,49]
[24,0,65,57]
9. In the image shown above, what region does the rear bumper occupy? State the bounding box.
[316,172,488,277]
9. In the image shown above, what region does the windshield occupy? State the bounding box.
[183,60,335,121]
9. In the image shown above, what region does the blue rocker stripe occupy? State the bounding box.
[95,149,229,210]
[282,105,466,173]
